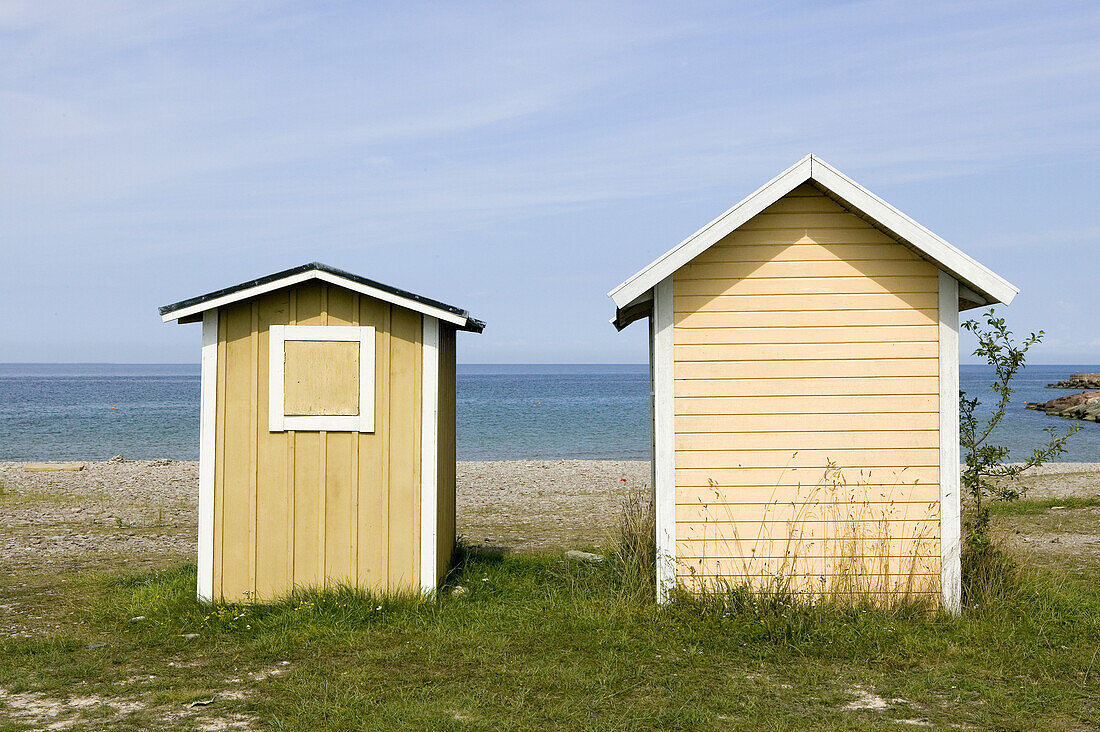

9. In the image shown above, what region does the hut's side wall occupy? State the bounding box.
[213,281,423,602]
[436,325,457,581]
[672,183,941,598]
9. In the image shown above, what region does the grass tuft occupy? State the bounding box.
[990,495,1100,515]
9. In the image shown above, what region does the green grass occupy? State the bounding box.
[1,549,1099,731]
[990,496,1100,515]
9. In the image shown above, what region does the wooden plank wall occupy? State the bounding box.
[672,183,941,598]
[213,281,423,602]
[436,324,458,581]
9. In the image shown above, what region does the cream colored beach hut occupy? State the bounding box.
[160,263,483,602]
[608,155,1018,609]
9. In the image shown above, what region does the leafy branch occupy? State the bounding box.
[959,310,1079,548]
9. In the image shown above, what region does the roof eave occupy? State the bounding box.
[611,291,653,331]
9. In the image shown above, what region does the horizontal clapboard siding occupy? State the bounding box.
[675,448,939,469]
[676,413,938,432]
[696,235,922,255]
[671,183,941,595]
[676,482,940,505]
[677,556,941,578]
[675,291,940,313]
[679,574,941,596]
[677,466,938,487]
[676,360,937,379]
[675,341,936,361]
[675,376,938,398]
[676,503,940,529]
[675,394,938,415]
[674,325,938,345]
[676,275,938,298]
[677,309,938,329]
[677,258,937,280]
[676,429,939,450]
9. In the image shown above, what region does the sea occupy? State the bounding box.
[0,363,1097,462]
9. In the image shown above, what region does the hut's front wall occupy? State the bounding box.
[672,183,942,599]
[213,281,423,602]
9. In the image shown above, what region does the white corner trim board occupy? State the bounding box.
[420,316,440,595]
[197,309,218,602]
[652,277,676,602]
[608,154,1018,314]
[939,271,962,613]
[268,325,376,432]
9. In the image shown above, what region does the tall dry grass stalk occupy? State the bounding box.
[601,482,656,601]
[681,460,939,609]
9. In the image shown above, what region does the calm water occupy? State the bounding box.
[0,363,1097,462]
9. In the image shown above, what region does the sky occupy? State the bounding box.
[1,1,1098,365]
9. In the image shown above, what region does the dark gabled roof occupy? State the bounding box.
[159,262,484,333]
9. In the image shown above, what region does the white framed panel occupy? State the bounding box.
[269,324,376,432]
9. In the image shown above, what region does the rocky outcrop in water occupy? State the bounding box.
[1047,373,1100,389]
[1026,390,1100,422]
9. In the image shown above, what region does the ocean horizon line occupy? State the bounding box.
[3,361,1100,367]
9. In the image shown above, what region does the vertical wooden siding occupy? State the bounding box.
[672,184,941,597]
[436,325,457,581]
[213,281,423,602]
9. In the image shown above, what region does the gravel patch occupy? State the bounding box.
[0,459,650,576]
[1006,462,1100,499]
[2,458,1097,575]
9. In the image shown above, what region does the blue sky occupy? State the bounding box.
[1,1,1097,364]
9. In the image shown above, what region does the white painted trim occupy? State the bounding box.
[162,269,469,328]
[811,158,1016,307]
[608,154,1018,314]
[610,155,813,309]
[197,309,218,603]
[268,325,376,432]
[652,277,676,602]
[939,271,962,613]
[420,316,440,595]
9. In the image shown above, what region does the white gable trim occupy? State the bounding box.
[610,155,814,310]
[609,155,1018,313]
[162,269,470,328]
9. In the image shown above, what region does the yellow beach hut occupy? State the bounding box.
[608,155,1018,609]
[160,263,483,602]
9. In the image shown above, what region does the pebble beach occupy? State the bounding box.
[2,458,1098,578]
[0,459,649,577]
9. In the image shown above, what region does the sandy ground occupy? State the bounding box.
[1,459,1097,577]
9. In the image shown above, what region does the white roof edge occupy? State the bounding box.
[608,154,813,305]
[160,269,470,328]
[609,154,1018,311]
